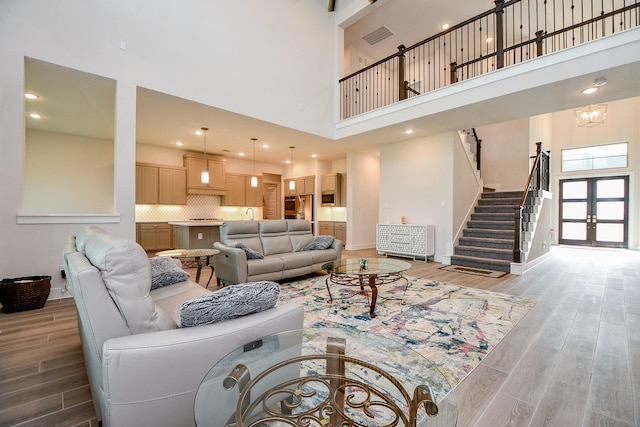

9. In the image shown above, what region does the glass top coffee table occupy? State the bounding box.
[194,328,457,427]
[325,258,412,318]
[156,248,220,288]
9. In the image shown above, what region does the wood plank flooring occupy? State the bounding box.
[0,246,638,426]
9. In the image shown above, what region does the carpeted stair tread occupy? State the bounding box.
[450,254,511,272]
[463,228,515,239]
[481,191,522,199]
[475,205,519,214]
[458,236,513,250]
[470,212,515,221]
[477,197,521,206]
[467,220,514,230]
[455,245,512,261]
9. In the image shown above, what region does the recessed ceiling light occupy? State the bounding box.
[312,154,317,158]
[262,143,269,149]
[286,160,291,164]
[195,130,203,135]
[486,37,493,43]
[29,113,41,119]
[239,152,245,157]
[175,141,183,146]
[25,93,38,99]
[441,24,450,30]
[404,129,414,134]
[582,87,598,94]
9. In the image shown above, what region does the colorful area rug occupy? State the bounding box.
[278,274,535,388]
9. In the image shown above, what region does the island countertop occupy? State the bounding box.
[168,221,224,227]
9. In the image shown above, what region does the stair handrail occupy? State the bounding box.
[513,142,550,263]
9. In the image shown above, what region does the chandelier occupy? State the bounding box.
[575,104,607,128]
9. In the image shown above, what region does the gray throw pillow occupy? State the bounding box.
[231,242,264,259]
[149,256,190,290]
[180,281,280,327]
[302,235,335,251]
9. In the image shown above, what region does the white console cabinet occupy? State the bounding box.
[376,224,435,261]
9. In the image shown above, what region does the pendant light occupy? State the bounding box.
[250,138,258,187]
[289,146,295,190]
[200,127,209,184]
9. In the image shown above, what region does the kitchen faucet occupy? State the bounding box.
[245,207,255,221]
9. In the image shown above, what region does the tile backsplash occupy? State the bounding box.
[135,195,223,222]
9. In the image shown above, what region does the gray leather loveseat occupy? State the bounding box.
[213,220,342,285]
[62,226,303,427]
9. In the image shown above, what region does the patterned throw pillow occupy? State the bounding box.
[180,281,280,327]
[149,256,190,290]
[302,235,335,251]
[230,242,265,259]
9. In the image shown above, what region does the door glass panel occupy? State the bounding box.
[562,223,587,240]
[597,201,624,220]
[562,202,587,219]
[596,223,624,242]
[596,179,625,198]
[562,181,587,199]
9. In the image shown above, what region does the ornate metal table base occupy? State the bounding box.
[325,272,409,318]
[224,337,439,426]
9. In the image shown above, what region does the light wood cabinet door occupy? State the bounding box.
[224,174,246,206]
[184,156,226,195]
[284,179,296,196]
[137,165,158,204]
[158,167,187,205]
[321,174,337,192]
[138,223,173,251]
[245,176,263,207]
[334,222,346,244]
[304,176,315,195]
[319,221,334,236]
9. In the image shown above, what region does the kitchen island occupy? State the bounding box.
[169,221,223,249]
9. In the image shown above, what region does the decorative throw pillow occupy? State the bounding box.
[231,242,264,259]
[150,256,190,290]
[180,281,280,327]
[302,235,335,251]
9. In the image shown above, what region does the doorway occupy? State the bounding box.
[559,176,629,248]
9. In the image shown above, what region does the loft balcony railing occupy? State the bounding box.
[339,0,640,120]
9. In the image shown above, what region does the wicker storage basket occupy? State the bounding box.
[0,276,51,313]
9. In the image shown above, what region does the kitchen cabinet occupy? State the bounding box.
[376,224,434,261]
[224,174,263,206]
[318,221,346,246]
[183,155,226,195]
[136,164,159,204]
[172,223,221,250]
[136,163,186,205]
[245,176,264,206]
[285,176,314,196]
[158,167,187,204]
[321,174,338,192]
[137,222,173,251]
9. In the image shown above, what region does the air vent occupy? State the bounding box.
[363,26,394,45]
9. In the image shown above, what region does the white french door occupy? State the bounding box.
[559,176,629,248]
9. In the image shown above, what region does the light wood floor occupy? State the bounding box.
[1,246,638,426]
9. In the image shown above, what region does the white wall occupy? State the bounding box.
[452,132,483,251]
[549,97,640,249]
[0,0,339,298]
[346,152,379,249]
[379,132,455,260]
[25,130,114,213]
[476,118,531,191]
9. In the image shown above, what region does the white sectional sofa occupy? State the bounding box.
[62,226,303,427]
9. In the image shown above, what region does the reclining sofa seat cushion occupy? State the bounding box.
[259,220,293,255]
[221,220,264,255]
[83,232,175,333]
[287,220,315,251]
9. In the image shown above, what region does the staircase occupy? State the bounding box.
[451,191,521,273]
